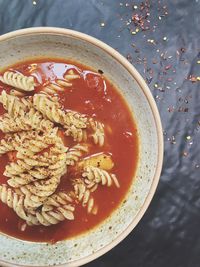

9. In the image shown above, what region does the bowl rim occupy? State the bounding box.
[0,27,163,267]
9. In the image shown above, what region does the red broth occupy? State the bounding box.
[0,59,139,243]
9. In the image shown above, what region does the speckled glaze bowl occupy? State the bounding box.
[0,27,163,267]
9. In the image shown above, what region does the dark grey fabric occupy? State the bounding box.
[0,1,199,266]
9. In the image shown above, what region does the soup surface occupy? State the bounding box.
[0,59,139,243]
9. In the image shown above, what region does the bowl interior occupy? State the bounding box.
[0,28,162,267]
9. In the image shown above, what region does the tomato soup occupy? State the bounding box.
[0,59,139,243]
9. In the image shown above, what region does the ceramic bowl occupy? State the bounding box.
[0,27,163,267]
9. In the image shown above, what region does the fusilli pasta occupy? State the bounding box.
[33,93,64,124]
[1,127,68,211]
[66,144,88,166]
[0,114,30,133]
[43,191,73,208]
[21,175,61,198]
[0,131,31,155]
[82,166,120,188]
[0,110,53,133]
[6,136,67,188]
[42,83,64,95]
[0,184,75,226]
[57,79,72,87]
[33,205,75,226]
[73,179,96,214]
[0,138,15,155]
[33,93,88,141]
[89,118,105,146]
[65,125,87,142]
[0,90,32,118]
[64,110,87,129]
[64,69,80,80]
[0,71,35,91]
[0,184,39,225]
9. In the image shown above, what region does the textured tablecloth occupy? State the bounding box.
[0,0,199,266]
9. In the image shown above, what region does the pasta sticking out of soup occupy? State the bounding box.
[0,59,139,243]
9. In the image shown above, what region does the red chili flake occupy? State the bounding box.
[167,106,175,112]
[166,78,172,82]
[140,1,150,11]
[132,14,145,28]
[131,1,150,31]
[165,65,172,70]
[7,151,17,162]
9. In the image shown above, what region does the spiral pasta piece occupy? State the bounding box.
[7,173,37,188]
[0,71,35,91]
[3,128,68,209]
[0,114,30,133]
[82,166,120,188]
[33,93,107,143]
[6,166,55,187]
[66,144,88,166]
[22,189,47,211]
[64,110,87,129]
[0,109,53,133]
[33,93,87,129]
[21,175,61,198]
[42,79,74,95]
[24,108,54,132]
[17,137,53,158]
[0,184,75,226]
[0,131,31,155]
[35,149,68,166]
[57,79,72,87]
[33,93,64,123]
[0,138,15,155]
[65,125,87,142]
[0,90,31,118]
[0,128,61,160]
[89,118,105,146]
[43,191,73,209]
[5,160,32,176]
[33,205,74,226]
[64,69,80,80]
[17,147,66,170]
[6,135,67,190]
[0,184,39,224]
[17,188,75,225]
[42,83,64,95]
[73,179,96,214]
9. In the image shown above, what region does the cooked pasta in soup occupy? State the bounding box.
[0,59,139,242]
